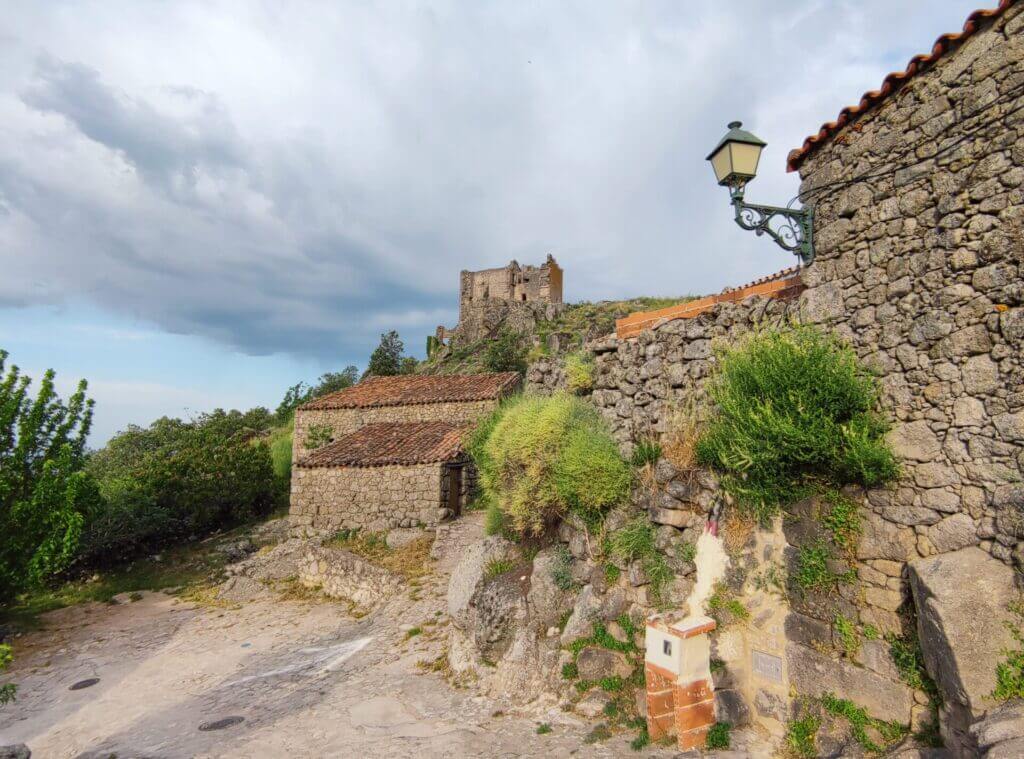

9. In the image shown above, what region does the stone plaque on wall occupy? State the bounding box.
[752,650,783,683]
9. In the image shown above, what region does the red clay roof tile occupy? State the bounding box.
[300,372,520,410]
[296,421,467,467]
[787,0,1016,173]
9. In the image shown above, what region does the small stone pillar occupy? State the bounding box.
[644,614,717,751]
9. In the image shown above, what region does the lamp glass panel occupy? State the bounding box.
[710,145,733,184]
[729,142,763,179]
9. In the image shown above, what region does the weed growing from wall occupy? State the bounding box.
[991,601,1024,701]
[564,351,595,394]
[630,439,663,469]
[606,519,672,603]
[695,325,898,522]
[792,542,855,594]
[705,722,731,750]
[785,713,821,758]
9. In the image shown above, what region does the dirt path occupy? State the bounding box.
[0,515,701,758]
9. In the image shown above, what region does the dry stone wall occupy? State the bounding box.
[290,462,444,535]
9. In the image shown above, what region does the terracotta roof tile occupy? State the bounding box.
[787,0,1016,172]
[297,421,467,468]
[300,372,521,410]
[721,266,801,293]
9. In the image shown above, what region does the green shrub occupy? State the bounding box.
[630,439,663,468]
[696,326,898,522]
[706,722,731,750]
[467,394,630,535]
[0,351,99,602]
[564,351,594,394]
[484,330,527,374]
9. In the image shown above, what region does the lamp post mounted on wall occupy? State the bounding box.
[706,122,814,265]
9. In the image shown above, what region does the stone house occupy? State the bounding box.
[289,372,520,534]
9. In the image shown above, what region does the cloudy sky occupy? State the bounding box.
[0,0,985,443]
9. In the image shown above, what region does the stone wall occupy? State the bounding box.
[795,5,1023,568]
[299,543,402,608]
[586,295,796,452]
[290,462,444,535]
[293,399,497,460]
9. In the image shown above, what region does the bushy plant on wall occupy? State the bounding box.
[466,393,630,536]
[695,325,898,522]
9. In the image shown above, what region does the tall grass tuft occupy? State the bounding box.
[466,393,630,536]
[696,325,898,522]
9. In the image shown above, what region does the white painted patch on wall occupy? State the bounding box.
[686,528,730,618]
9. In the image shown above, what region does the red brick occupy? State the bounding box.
[674,699,715,733]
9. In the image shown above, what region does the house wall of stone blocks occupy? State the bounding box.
[290,462,446,535]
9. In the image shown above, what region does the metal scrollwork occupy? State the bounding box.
[730,188,814,264]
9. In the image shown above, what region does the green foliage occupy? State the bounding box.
[368,330,405,377]
[483,330,528,374]
[599,675,624,692]
[862,624,880,641]
[709,658,725,674]
[467,394,630,535]
[706,722,731,750]
[604,563,620,584]
[82,410,277,565]
[785,714,821,758]
[561,661,578,680]
[820,692,907,754]
[0,351,99,602]
[629,724,650,751]
[404,627,423,639]
[992,601,1024,701]
[426,335,441,359]
[792,542,855,595]
[834,614,859,658]
[304,423,334,450]
[630,439,663,469]
[606,519,672,603]
[695,326,898,522]
[268,421,293,482]
[484,558,516,579]
[821,491,863,554]
[536,723,552,735]
[275,366,358,422]
[888,633,936,698]
[564,351,594,394]
[679,541,697,564]
[0,643,15,706]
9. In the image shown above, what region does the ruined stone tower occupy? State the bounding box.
[457,255,563,323]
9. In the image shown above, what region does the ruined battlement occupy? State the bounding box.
[458,255,562,322]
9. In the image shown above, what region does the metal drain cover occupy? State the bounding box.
[198,716,245,731]
[69,677,100,691]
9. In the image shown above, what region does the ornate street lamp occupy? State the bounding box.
[706,121,814,264]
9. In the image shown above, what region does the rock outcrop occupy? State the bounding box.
[909,547,1019,756]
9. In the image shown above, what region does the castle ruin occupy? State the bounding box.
[458,255,563,322]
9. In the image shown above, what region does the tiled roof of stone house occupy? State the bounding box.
[300,372,521,410]
[787,0,1017,172]
[296,421,468,468]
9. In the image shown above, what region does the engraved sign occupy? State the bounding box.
[752,650,783,683]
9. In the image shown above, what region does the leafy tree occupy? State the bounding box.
[0,363,93,582]
[367,331,404,377]
[483,330,527,374]
[399,356,419,375]
[275,367,358,422]
[0,350,99,602]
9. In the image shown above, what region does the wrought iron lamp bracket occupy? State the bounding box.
[729,187,814,265]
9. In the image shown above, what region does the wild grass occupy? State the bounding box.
[706,722,731,750]
[662,403,701,472]
[696,325,898,522]
[564,351,595,394]
[606,519,672,603]
[326,530,433,582]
